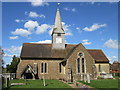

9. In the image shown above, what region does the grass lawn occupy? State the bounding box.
[5,79,72,88]
[79,79,118,88]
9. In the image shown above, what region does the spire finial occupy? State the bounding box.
[57,3,60,10]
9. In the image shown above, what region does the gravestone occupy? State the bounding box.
[6,78,9,88]
[87,74,90,83]
[84,74,87,82]
[81,75,83,81]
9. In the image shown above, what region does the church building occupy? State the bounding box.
[16,7,110,81]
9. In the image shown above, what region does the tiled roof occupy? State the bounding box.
[110,62,120,71]
[20,43,76,59]
[20,43,109,63]
[87,49,109,63]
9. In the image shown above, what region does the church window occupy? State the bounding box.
[41,63,47,73]
[98,64,101,72]
[82,58,84,73]
[57,33,61,36]
[79,52,83,57]
[45,63,47,73]
[41,63,44,73]
[77,58,80,73]
[59,63,62,73]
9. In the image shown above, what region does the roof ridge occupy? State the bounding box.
[23,43,52,45]
[87,49,102,50]
[63,43,82,61]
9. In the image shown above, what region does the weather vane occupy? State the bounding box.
[57,3,60,10]
[58,3,60,5]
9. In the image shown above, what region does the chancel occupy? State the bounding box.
[16,4,110,82]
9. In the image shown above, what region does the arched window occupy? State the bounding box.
[98,64,101,72]
[82,58,84,73]
[59,63,62,73]
[77,58,80,73]
[45,63,47,73]
[41,63,43,73]
[79,52,83,57]
[41,63,48,73]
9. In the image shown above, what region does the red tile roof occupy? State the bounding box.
[87,49,109,63]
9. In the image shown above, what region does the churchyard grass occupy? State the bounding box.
[6,79,72,88]
[79,79,118,88]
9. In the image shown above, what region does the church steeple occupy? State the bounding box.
[52,3,65,49]
[52,3,65,35]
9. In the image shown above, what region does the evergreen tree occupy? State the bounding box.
[6,55,20,73]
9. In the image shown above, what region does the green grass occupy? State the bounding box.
[113,76,120,78]
[6,79,71,88]
[79,79,118,88]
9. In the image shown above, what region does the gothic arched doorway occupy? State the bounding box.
[24,73,33,79]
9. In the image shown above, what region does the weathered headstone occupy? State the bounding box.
[81,75,83,81]
[87,74,90,83]
[84,74,87,82]
[6,78,9,88]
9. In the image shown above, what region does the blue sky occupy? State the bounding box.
[2,2,118,66]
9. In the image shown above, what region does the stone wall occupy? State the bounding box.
[66,44,95,81]
[95,63,110,76]
[16,59,66,79]
[16,44,109,81]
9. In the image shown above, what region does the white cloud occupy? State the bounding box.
[104,39,120,49]
[4,54,13,57]
[64,8,69,11]
[36,24,51,34]
[15,19,20,23]
[9,36,18,40]
[76,27,80,30]
[48,27,53,35]
[83,23,107,31]
[63,7,76,12]
[24,20,39,31]
[29,0,49,7]
[15,19,24,23]
[82,39,92,45]
[71,8,76,12]
[4,46,22,56]
[76,27,82,33]
[28,11,45,18]
[31,40,52,43]
[108,56,117,63]
[62,22,72,36]
[11,28,31,37]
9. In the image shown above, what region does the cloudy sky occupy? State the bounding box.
[2,2,119,66]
